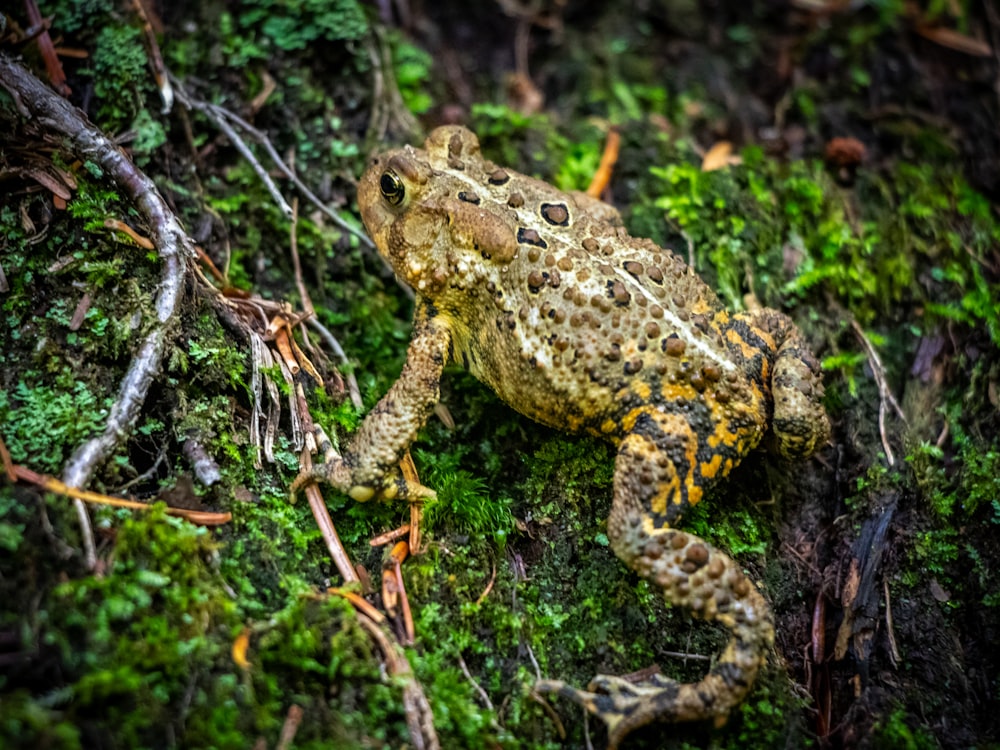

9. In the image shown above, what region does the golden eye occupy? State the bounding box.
[379,170,405,206]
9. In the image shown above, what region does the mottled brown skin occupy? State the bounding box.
[293,126,830,747]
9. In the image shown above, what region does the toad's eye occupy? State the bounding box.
[379,171,405,206]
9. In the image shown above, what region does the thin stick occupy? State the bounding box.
[370,524,411,547]
[300,450,359,583]
[13,465,232,526]
[457,653,494,710]
[173,85,293,218]
[171,75,374,250]
[851,319,905,466]
[306,318,364,410]
[275,705,303,750]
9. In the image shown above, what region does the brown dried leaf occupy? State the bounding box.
[24,167,73,200]
[915,25,992,57]
[701,141,735,172]
[505,71,544,116]
[929,578,951,602]
[232,627,251,669]
[833,558,861,660]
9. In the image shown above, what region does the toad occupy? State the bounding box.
[293,126,829,747]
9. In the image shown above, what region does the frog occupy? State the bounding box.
[292,125,830,748]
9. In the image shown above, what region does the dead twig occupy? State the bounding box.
[0,53,195,570]
[299,449,359,584]
[475,563,497,606]
[529,689,567,741]
[883,578,901,667]
[306,318,364,410]
[382,541,415,645]
[370,524,411,547]
[248,331,275,468]
[457,652,494,710]
[658,650,711,662]
[586,128,620,199]
[130,0,173,112]
[273,325,300,375]
[172,81,293,218]
[781,539,824,578]
[329,587,385,624]
[289,198,311,316]
[275,704,303,750]
[23,0,70,96]
[103,217,155,249]
[171,74,376,251]
[286,200,363,408]
[350,603,440,750]
[399,451,424,553]
[0,436,16,483]
[851,320,905,466]
[11,464,232,526]
[524,641,542,681]
[365,28,420,144]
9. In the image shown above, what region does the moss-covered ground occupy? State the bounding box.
[1,1,998,748]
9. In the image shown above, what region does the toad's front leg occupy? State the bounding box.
[537,410,774,748]
[291,305,450,502]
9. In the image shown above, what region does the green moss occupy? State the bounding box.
[236,0,367,54]
[419,462,515,547]
[390,33,434,116]
[25,507,240,747]
[0,690,83,750]
[871,707,940,750]
[0,379,112,474]
[899,430,1000,611]
[470,104,607,193]
[85,25,156,132]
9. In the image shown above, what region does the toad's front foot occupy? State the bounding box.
[290,459,437,503]
[290,459,355,501]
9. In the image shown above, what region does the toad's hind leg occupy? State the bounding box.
[537,415,774,748]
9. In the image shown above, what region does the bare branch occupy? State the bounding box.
[173,83,293,217]
[0,53,195,568]
[851,320,905,466]
[171,74,375,250]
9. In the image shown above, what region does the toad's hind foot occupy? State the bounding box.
[537,669,741,749]
[539,516,774,747]
[537,624,766,746]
